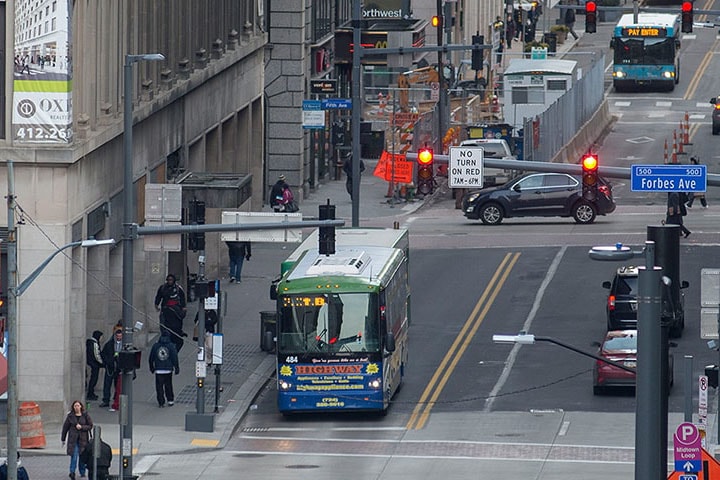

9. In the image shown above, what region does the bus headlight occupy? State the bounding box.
[368,378,382,389]
[662,71,674,79]
[614,71,625,79]
[279,380,293,390]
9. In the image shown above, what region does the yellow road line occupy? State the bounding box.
[684,48,715,100]
[406,252,521,430]
[191,438,220,447]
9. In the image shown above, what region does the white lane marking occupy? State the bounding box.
[483,246,567,412]
[615,101,631,107]
[558,421,571,436]
[656,101,672,108]
[135,455,161,475]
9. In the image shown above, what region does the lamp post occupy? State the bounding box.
[589,240,666,480]
[6,160,114,480]
[122,52,164,480]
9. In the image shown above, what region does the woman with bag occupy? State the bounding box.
[61,400,93,480]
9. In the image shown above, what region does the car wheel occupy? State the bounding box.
[480,203,503,225]
[713,124,719,135]
[573,202,597,224]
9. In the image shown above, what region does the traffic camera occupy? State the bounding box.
[581,153,599,201]
[585,1,597,34]
[681,1,693,33]
[417,147,435,195]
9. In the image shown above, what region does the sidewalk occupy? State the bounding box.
[8,164,424,480]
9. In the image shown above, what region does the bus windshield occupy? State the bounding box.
[614,37,675,65]
[278,293,379,354]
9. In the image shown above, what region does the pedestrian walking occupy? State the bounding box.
[226,241,251,282]
[270,175,292,212]
[85,330,103,401]
[564,2,579,40]
[343,154,365,198]
[666,191,691,238]
[686,157,708,208]
[193,308,218,341]
[61,400,93,480]
[148,331,179,408]
[505,14,515,48]
[154,274,187,353]
[100,326,122,411]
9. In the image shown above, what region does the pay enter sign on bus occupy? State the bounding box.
[622,27,667,37]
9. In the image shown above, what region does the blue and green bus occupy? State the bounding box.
[271,228,410,414]
[611,13,681,92]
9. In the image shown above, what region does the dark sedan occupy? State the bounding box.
[462,172,615,225]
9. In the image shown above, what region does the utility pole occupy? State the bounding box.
[6,161,18,480]
[351,0,362,227]
[121,52,164,480]
[436,0,446,154]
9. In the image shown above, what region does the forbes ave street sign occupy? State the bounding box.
[631,164,707,192]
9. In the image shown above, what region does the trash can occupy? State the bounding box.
[260,311,277,352]
[543,33,557,53]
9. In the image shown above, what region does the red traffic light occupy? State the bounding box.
[586,1,597,13]
[418,148,434,165]
[582,154,598,171]
[681,1,692,12]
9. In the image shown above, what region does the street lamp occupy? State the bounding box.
[4,158,114,480]
[122,52,164,480]
[492,333,637,374]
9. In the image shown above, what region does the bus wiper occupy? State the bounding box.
[315,328,327,349]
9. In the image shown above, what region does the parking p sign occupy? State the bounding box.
[674,423,702,473]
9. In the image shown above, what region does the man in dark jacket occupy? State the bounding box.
[149,331,180,407]
[86,330,104,400]
[100,326,122,410]
[343,154,365,198]
[80,436,112,480]
[226,241,251,282]
[270,175,289,211]
[154,274,187,352]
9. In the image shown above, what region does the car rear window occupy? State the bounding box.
[614,276,638,295]
[604,335,637,351]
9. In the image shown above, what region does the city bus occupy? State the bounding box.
[611,13,681,92]
[271,227,410,414]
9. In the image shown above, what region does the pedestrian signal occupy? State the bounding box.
[585,1,597,34]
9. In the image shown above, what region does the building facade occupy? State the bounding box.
[0,0,266,416]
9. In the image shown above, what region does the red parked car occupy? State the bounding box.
[592,330,674,395]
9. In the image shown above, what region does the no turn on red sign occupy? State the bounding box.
[449,147,484,188]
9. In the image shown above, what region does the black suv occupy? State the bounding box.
[462,172,616,225]
[602,266,686,338]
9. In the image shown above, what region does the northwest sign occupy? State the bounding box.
[674,423,702,473]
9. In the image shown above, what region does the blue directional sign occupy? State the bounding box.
[631,164,706,192]
[302,100,322,110]
[680,475,698,480]
[322,98,352,110]
[676,460,702,473]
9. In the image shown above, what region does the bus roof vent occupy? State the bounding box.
[306,251,371,276]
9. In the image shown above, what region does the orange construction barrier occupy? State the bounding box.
[664,139,668,163]
[19,401,46,448]
[683,111,691,144]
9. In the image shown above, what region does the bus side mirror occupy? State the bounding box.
[269,284,278,300]
[609,39,615,48]
[675,39,681,49]
[385,332,396,353]
[681,280,689,289]
[711,98,717,105]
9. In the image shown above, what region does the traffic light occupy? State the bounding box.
[417,147,435,195]
[318,200,336,256]
[581,153,599,201]
[471,33,484,71]
[681,1,693,33]
[431,15,441,28]
[188,199,206,251]
[585,1,597,34]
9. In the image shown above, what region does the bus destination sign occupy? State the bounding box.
[621,27,667,37]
